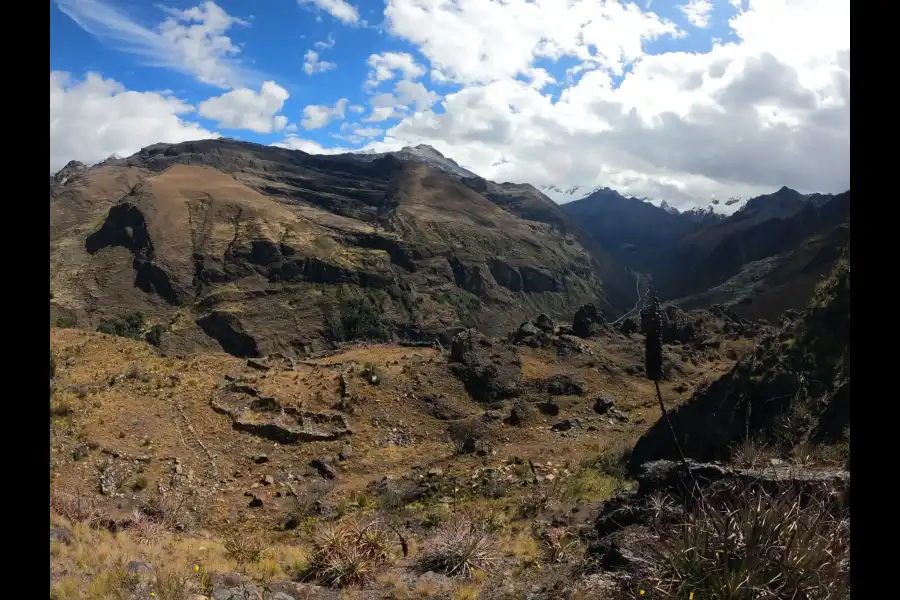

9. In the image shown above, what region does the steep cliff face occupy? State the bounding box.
[50,139,632,357]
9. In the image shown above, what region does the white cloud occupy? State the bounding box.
[273,134,351,154]
[365,52,426,88]
[50,71,217,173]
[301,98,349,129]
[54,0,254,89]
[369,0,849,209]
[297,0,359,24]
[315,34,336,49]
[384,0,681,85]
[349,104,366,114]
[361,80,439,123]
[198,81,290,133]
[679,0,713,28]
[334,123,386,144]
[304,50,337,75]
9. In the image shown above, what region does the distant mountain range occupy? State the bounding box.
[559,184,850,321]
[50,138,849,357]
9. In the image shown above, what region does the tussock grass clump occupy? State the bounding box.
[417,519,500,578]
[51,490,101,525]
[304,519,398,587]
[645,481,849,600]
[223,530,265,566]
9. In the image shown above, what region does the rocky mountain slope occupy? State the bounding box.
[50,139,634,359]
[631,243,850,467]
[562,185,850,316]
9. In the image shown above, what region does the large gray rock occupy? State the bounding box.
[450,329,521,402]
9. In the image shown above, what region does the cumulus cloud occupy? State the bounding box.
[384,0,680,84]
[198,81,290,133]
[315,34,336,49]
[371,0,849,209]
[50,71,217,173]
[302,98,349,129]
[54,0,255,89]
[362,80,439,122]
[304,50,337,75]
[272,134,352,154]
[679,0,714,28]
[297,0,359,24]
[365,52,427,88]
[334,123,385,144]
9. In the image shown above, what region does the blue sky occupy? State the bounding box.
[51,0,742,150]
[50,0,849,209]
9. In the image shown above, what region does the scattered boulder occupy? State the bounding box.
[593,396,615,415]
[572,304,606,338]
[552,419,578,431]
[99,461,131,496]
[338,444,354,461]
[447,418,491,454]
[538,400,560,416]
[310,458,337,480]
[510,321,551,348]
[247,494,263,508]
[265,580,326,600]
[450,329,521,402]
[554,334,587,357]
[126,561,155,577]
[209,573,264,600]
[72,442,91,462]
[535,313,555,332]
[506,399,537,426]
[539,374,585,396]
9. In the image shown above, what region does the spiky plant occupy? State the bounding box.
[645,480,849,599]
[417,519,500,578]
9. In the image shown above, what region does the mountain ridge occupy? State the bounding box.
[50,138,634,358]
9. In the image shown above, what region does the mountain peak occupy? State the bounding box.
[409,144,445,158]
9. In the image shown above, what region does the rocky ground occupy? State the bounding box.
[50,243,850,600]
[50,301,772,600]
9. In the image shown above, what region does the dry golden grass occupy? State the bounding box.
[49,509,315,600]
[50,307,754,598]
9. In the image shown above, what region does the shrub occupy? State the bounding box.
[594,445,631,480]
[643,480,849,599]
[325,296,391,342]
[97,312,146,340]
[417,519,499,577]
[145,324,166,347]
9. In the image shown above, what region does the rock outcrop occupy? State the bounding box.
[450,329,521,402]
[211,382,352,443]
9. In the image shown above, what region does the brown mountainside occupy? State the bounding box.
[50,139,633,358]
